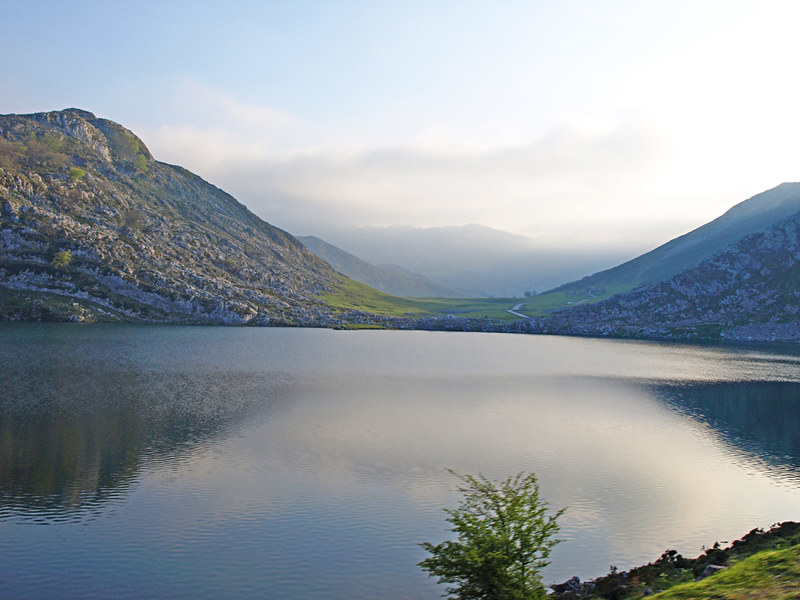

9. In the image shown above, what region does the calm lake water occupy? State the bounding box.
[1,324,800,599]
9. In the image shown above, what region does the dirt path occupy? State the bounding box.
[505,303,528,318]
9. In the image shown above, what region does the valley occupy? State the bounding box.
[6,5,800,600]
[2,108,800,344]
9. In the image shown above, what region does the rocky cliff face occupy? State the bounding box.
[0,108,341,324]
[527,212,800,342]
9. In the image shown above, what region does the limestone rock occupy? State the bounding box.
[0,108,344,325]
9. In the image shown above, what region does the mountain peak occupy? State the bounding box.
[14,108,154,168]
[0,109,342,325]
[58,108,97,120]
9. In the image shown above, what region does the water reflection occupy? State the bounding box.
[0,393,141,518]
[226,374,800,580]
[2,325,800,599]
[0,355,291,521]
[656,380,800,473]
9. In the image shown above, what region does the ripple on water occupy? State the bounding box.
[1,325,800,598]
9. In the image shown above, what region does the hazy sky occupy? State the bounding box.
[3,0,800,251]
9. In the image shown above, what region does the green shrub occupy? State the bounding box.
[0,138,23,170]
[25,133,68,168]
[420,470,564,600]
[40,132,63,152]
[69,167,86,180]
[117,131,140,156]
[52,250,72,268]
[133,153,148,173]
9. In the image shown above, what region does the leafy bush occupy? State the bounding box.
[40,132,63,152]
[25,132,67,168]
[117,131,140,156]
[52,250,72,268]
[133,153,148,173]
[0,138,23,170]
[419,470,564,600]
[69,167,86,180]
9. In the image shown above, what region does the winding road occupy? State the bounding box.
[505,303,529,318]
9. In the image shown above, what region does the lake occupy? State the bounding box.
[1,323,799,599]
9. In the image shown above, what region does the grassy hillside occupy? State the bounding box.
[321,276,431,317]
[653,543,800,600]
[527,182,800,313]
[551,522,800,600]
[523,211,800,343]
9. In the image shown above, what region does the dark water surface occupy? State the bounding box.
[1,324,799,599]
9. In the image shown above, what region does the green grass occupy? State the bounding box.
[0,288,121,322]
[322,266,646,321]
[517,282,636,316]
[410,296,531,320]
[652,543,800,600]
[68,166,86,180]
[321,275,533,320]
[321,276,434,317]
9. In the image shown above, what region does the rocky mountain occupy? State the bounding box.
[0,108,347,325]
[526,209,800,342]
[541,182,800,304]
[4,108,798,342]
[298,235,461,297]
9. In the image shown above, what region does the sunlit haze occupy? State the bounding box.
[4,0,800,253]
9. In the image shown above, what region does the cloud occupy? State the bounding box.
[142,97,667,247]
[170,79,302,132]
[10,1,800,259]
[135,73,796,253]
[137,80,309,171]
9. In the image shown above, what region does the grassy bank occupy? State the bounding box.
[551,522,800,600]
[653,543,800,599]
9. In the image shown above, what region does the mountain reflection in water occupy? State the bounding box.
[657,380,800,474]
[1,324,800,599]
[0,343,291,520]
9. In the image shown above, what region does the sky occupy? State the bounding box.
[3,0,800,253]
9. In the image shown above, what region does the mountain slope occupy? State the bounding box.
[0,108,345,324]
[317,223,630,297]
[537,183,800,306]
[528,210,800,342]
[298,235,461,297]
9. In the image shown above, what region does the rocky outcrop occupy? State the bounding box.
[542,182,800,306]
[523,213,800,342]
[0,109,344,324]
[27,109,114,162]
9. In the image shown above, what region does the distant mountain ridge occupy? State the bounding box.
[298,235,462,297]
[317,223,630,297]
[0,108,344,324]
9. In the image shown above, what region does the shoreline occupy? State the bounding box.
[550,521,800,599]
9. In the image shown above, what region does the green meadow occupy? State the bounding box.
[321,275,540,320]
